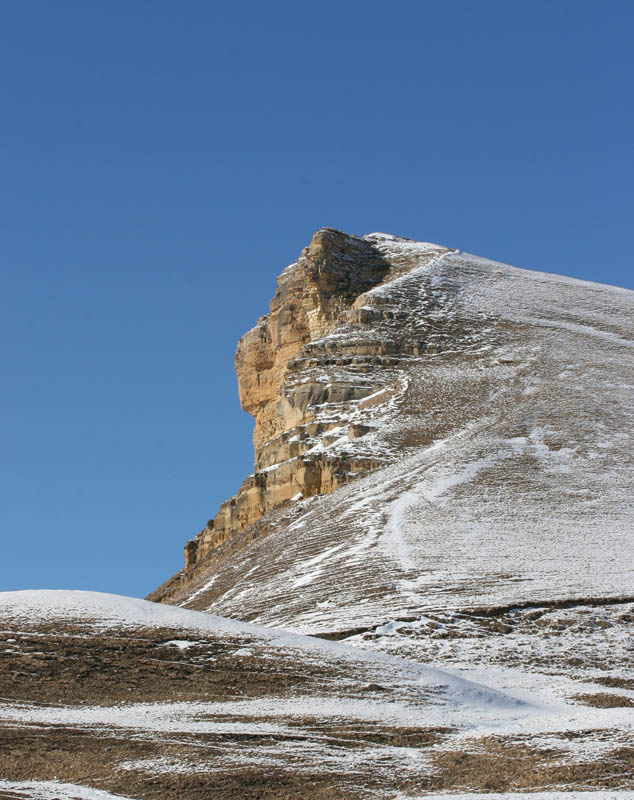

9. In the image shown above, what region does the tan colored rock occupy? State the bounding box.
[235,227,391,453]
[182,229,454,570]
[184,229,397,569]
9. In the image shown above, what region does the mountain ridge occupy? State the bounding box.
[150,228,634,631]
[180,228,455,570]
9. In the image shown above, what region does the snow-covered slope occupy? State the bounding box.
[137,233,634,797]
[1,591,633,799]
[156,233,634,636]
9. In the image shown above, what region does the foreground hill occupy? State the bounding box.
[1,591,634,799]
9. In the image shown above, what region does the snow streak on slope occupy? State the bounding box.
[0,781,135,800]
[403,795,634,800]
[0,590,534,719]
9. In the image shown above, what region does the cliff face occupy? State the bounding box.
[237,228,390,453]
[183,228,454,568]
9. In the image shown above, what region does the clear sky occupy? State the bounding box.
[2,0,633,598]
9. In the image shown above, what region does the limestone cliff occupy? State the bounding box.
[183,227,454,569]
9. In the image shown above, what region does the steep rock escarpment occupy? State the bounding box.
[180,228,459,570]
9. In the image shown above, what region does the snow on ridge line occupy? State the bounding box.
[0,589,256,637]
[0,590,536,712]
[361,234,634,296]
[368,234,634,296]
[364,231,441,247]
[454,250,634,296]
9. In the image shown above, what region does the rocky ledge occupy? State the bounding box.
[180,228,463,570]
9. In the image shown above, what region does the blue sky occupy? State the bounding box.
[2,1,633,597]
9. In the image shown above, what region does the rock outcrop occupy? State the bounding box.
[183,228,456,568]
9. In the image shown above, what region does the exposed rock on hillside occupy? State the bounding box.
[182,228,462,569]
[6,230,634,800]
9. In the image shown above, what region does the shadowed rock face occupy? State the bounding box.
[182,228,454,568]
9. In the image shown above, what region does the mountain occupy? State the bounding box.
[3,229,633,799]
[150,229,634,636]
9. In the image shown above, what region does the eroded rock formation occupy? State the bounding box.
[184,228,454,568]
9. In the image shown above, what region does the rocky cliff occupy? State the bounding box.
[183,228,460,569]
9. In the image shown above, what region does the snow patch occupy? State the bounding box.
[0,780,135,800]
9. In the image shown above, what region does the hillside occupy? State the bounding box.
[1,590,633,799]
[150,229,634,637]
